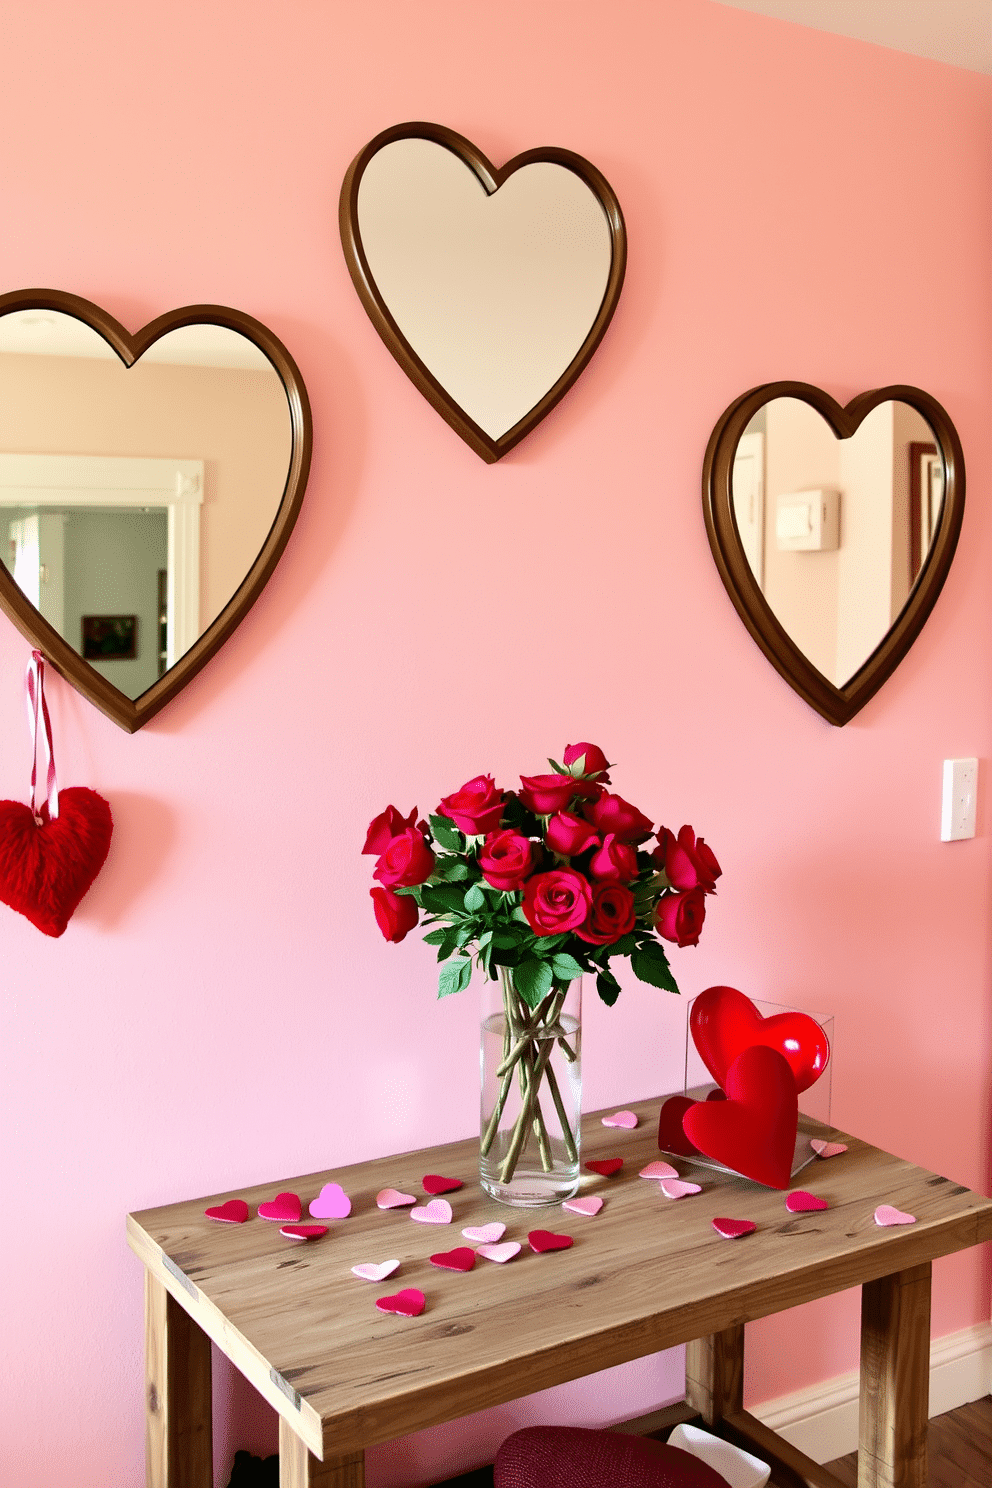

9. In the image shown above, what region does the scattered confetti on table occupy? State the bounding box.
[786,1190,829,1213]
[585,1158,623,1177]
[563,1195,603,1216]
[660,1179,701,1200]
[639,1160,679,1181]
[351,1259,400,1282]
[376,1188,416,1209]
[429,1246,476,1272]
[712,1217,756,1239]
[258,1192,301,1223]
[602,1110,638,1129]
[205,1200,249,1224]
[874,1204,916,1227]
[410,1198,453,1225]
[422,1174,463,1194]
[811,1139,848,1159]
[528,1229,573,1253]
[375,1288,426,1317]
[279,1223,327,1241]
[477,1241,521,1263]
[309,1183,352,1219]
[462,1222,506,1243]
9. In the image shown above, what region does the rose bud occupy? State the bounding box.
[563,742,611,782]
[478,830,535,893]
[545,810,600,857]
[437,774,506,835]
[655,824,721,893]
[584,792,653,844]
[522,868,593,936]
[576,882,636,945]
[370,886,419,943]
[363,804,419,855]
[654,887,707,947]
[588,832,638,882]
[372,827,436,888]
[519,773,600,816]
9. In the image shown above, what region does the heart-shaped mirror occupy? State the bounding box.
[340,121,626,463]
[0,288,312,732]
[703,382,965,725]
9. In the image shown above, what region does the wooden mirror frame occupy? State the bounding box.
[339,121,627,464]
[0,287,312,733]
[702,381,965,726]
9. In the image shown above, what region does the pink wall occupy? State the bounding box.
[0,2,990,1483]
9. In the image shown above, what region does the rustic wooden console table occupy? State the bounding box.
[127,1098,992,1488]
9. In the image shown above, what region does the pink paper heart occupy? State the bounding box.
[309,1183,352,1219]
[602,1110,638,1129]
[712,1216,756,1239]
[375,1288,425,1317]
[429,1246,475,1272]
[258,1192,301,1223]
[423,1174,463,1194]
[376,1187,416,1209]
[811,1139,848,1159]
[410,1198,452,1225]
[351,1259,400,1282]
[563,1195,603,1216]
[786,1190,829,1213]
[462,1222,506,1243]
[874,1204,916,1227]
[205,1199,249,1224]
[639,1161,679,1181]
[660,1179,701,1200]
[279,1223,327,1241]
[528,1229,573,1253]
[477,1240,521,1263]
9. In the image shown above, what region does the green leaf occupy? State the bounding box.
[512,958,554,1008]
[422,927,448,947]
[463,882,486,913]
[534,933,568,953]
[604,933,637,959]
[429,814,465,852]
[596,968,622,1007]
[421,883,468,915]
[492,929,525,949]
[630,942,680,993]
[437,957,472,999]
[435,857,470,882]
[436,928,461,962]
[552,952,585,982]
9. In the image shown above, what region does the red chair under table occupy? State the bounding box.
[493,1426,730,1488]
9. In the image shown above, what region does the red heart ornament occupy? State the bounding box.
[258,1192,302,1223]
[422,1174,463,1194]
[0,789,112,937]
[205,1200,249,1224]
[528,1230,573,1253]
[712,1216,756,1239]
[690,986,829,1094]
[658,1096,702,1156]
[785,1190,829,1213]
[429,1247,476,1272]
[584,1158,623,1177]
[683,1046,799,1189]
[376,1287,426,1317]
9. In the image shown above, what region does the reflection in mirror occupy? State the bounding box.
[731,398,943,689]
[0,311,293,702]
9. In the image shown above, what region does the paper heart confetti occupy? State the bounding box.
[462,1222,506,1244]
[639,1161,679,1181]
[690,984,830,1094]
[351,1259,400,1282]
[602,1110,638,1129]
[682,1045,799,1190]
[477,1241,521,1263]
[423,1174,463,1194]
[205,1200,249,1224]
[660,1179,701,1200]
[712,1217,756,1239]
[874,1205,916,1227]
[280,1224,328,1241]
[429,1246,476,1272]
[528,1230,573,1253]
[563,1195,603,1216]
[375,1288,426,1317]
[811,1139,848,1159]
[309,1183,352,1219]
[584,1158,623,1177]
[657,1095,702,1157]
[258,1192,302,1223]
[376,1188,416,1209]
[786,1190,829,1213]
[410,1198,453,1225]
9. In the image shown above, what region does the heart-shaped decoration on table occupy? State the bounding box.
[712,1217,756,1240]
[682,1046,799,1190]
[258,1192,302,1223]
[376,1188,416,1209]
[639,1160,679,1182]
[340,122,627,463]
[690,985,830,1095]
[409,1198,452,1225]
[785,1190,829,1213]
[351,1260,400,1282]
[375,1288,426,1318]
[429,1246,476,1272]
[0,288,312,733]
[562,1195,603,1217]
[422,1174,463,1195]
[659,1179,702,1200]
[309,1183,352,1220]
[461,1223,505,1244]
[527,1230,573,1253]
[280,1223,327,1241]
[584,1159,623,1177]
[602,1110,638,1129]
[811,1139,848,1160]
[476,1241,521,1264]
[205,1200,249,1225]
[874,1205,916,1227]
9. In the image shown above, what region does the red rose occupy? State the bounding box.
[437,774,506,835]
[370,886,419,943]
[577,882,636,945]
[522,868,593,936]
[654,825,721,893]
[588,832,638,882]
[519,773,600,815]
[563,742,611,782]
[373,827,435,888]
[654,888,707,947]
[478,830,535,892]
[545,810,600,857]
[363,804,419,855]
[584,792,653,844]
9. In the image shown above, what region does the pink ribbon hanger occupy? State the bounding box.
[25,650,59,823]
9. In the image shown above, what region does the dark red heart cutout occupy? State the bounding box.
[429,1247,475,1272]
[423,1174,463,1194]
[690,985,829,1094]
[682,1045,799,1189]
[205,1199,249,1224]
[658,1096,702,1157]
[528,1230,573,1253]
[375,1287,426,1317]
[0,789,112,937]
[584,1159,623,1177]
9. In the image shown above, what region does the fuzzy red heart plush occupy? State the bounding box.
[682,1045,799,1189]
[0,789,112,937]
[690,985,829,1094]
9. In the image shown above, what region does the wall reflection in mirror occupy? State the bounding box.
[0,311,293,701]
[731,398,944,688]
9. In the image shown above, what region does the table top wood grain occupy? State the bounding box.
[127,1099,992,1461]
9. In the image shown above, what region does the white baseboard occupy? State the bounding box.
[751,1321,992,1464]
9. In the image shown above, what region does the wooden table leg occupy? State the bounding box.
[685,1324,744,1426]
[145,1272,212,1488]
[279,1419,365,1487]
[858,1262,931,1488]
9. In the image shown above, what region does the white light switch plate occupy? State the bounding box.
[941,758,977,841]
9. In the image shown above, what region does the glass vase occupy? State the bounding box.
[479,967,582,1206]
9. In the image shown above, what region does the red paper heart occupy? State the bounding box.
[0,789,112,937]
[690,985,829,1094]
[205,1200,249,1224]
[584,1158,623,1177]
[682,1046,799,1189]
[785,1190,829,1213]
[422,1174,463,1194]
[712,1216,756,1239]
[429,1246,476,1272]
[280,1224,328,1241]
[376,1287,426,1317]
[258,1192,302,1223]
[658,1096,702,1156]
[528,1230,573,1253]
